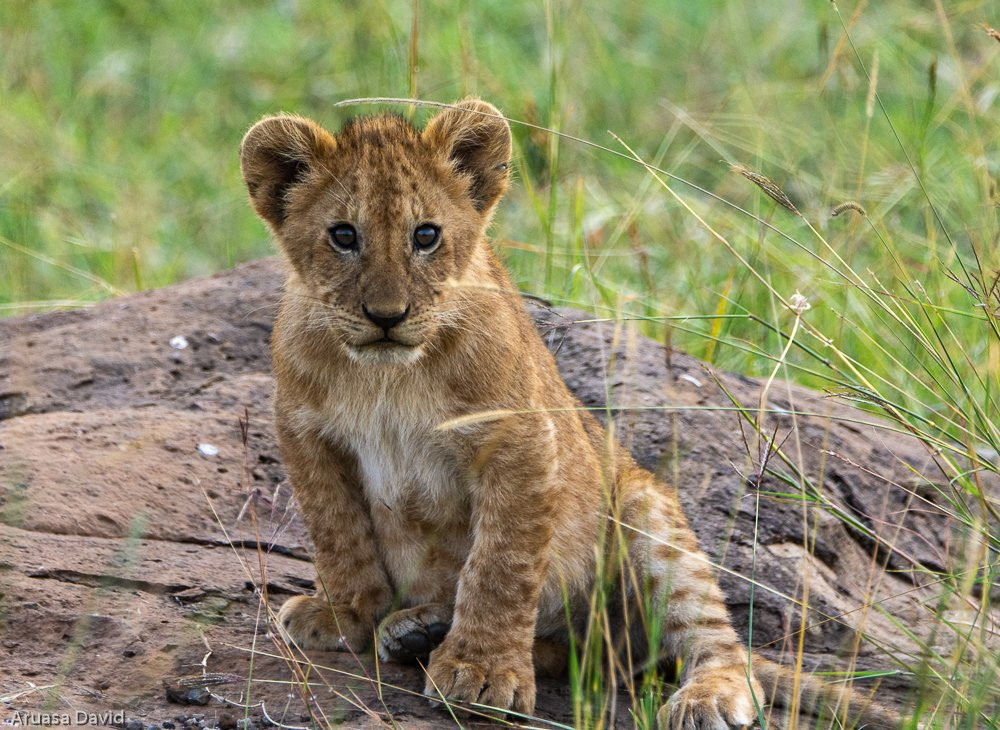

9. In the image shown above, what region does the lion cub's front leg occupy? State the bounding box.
[274,415,393,652]
[423,416,556,716]
[376,603,452,663]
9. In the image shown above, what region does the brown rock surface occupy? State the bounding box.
[0,258,990,728]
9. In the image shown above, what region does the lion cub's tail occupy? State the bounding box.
[751,655,903,729]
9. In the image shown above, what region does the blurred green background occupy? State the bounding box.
[1,0,997,385]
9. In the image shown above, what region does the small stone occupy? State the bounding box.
[125,721,142,730]
[164,682,211,706]
[169,335,189,350]
[218,713,236,730]
[197,443,219,457]
[678,373,703,388]
[162,723,175,729]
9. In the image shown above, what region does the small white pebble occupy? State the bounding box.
[169,335,189,350]
[679,373,703,388]
[197,443,219,457]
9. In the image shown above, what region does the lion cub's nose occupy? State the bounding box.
[362,304,410,331]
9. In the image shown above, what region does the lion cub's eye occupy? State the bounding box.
[413,224,441,252]
[328,223,358,252]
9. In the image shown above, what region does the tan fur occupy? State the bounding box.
[240,100,900,729]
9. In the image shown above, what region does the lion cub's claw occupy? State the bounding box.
[657,669,759,730]
[376,603,451,664]
[276,595,371,652]
[423,640,535,718]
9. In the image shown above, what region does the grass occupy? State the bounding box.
[2,0,998,727]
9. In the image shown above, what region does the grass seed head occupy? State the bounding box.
[831,201,867,218]
[788,290,811,314]
[729,163,800,216]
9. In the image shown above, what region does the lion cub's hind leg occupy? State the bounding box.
[377,603,453,664]
[619,472,762,730]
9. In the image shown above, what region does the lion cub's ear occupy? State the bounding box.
[422,99,512,215]
[240,114,336,229]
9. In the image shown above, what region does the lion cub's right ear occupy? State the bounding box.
[240,115,336,230]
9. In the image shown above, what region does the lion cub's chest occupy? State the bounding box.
[319,389,468,525]
[316,389,471,599]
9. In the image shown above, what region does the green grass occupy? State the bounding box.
[2,0,998,727]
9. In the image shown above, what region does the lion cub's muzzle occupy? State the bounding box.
[346,302,426,364]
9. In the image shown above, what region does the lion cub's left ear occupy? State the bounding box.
[422,99,512,215]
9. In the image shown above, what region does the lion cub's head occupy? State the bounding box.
[240,99,512,365]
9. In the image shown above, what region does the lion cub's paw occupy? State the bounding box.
[276,595,372,652]
[376,603,451,664]
[423,639,535,717]
[657,667,760,730]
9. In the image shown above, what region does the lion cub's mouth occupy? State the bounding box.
[360,336,417,349]
[346,335,423,365]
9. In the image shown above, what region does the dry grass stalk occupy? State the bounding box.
[730,163,801,216]
[983,24,1000,43]
[866,49,879,118]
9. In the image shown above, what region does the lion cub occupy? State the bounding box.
[240,100,896,729]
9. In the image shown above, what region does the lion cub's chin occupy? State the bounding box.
[345,341,426,366]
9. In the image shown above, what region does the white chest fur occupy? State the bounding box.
[296,380,467,523]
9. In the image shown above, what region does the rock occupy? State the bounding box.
[0,257,995,728]
[163,684,211,706]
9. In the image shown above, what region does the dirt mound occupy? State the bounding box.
[0,258,983,728]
